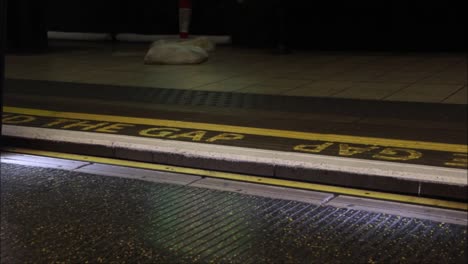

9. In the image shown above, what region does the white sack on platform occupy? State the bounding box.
[144,37,215,65]
[144,42,208,65]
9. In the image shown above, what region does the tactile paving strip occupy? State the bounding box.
[1,163,466,263]
[5,78,466,121]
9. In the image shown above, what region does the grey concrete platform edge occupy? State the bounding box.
[2,125,467,201]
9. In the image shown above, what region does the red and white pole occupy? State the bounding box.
[179,0,192,39]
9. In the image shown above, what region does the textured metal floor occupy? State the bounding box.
[1,162,467,263]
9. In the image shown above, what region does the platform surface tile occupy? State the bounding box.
[3,64,467,200]
[6,41,467,104]
[1,161,467,264]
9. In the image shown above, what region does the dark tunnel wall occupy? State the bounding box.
[7,0,467,52]
[44,0,235,36]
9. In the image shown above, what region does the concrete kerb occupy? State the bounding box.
[1,125,467,201]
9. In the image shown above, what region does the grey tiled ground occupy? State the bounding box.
[5,41,467,104]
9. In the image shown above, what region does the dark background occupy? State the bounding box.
[6,0,468,52]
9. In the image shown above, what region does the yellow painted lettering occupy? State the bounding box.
[95,123,135,133]
[445,153,468,168]
[293,142,333,153]
[3,115,36,124]
[43,118,79,128]
[339,144,379,156]
[206,133,244,142]
[139,127,180,137]
[62,121,110,131]
[373,148,422,161]
[169,131,207,141]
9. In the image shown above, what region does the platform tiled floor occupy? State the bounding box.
[5,41,467,104]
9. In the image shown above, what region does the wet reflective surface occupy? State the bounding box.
[1,163,466,263]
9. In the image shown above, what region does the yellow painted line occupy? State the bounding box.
[4,106,467,153]
[3,147,467,211]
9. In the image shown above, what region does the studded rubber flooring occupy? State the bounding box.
[1,162,467,263]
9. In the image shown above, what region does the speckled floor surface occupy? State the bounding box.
[1,162,466,263]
